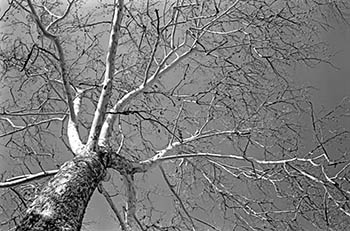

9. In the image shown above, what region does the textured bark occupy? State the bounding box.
[16,153,107,231]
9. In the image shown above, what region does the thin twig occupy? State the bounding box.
[159,165,195,230]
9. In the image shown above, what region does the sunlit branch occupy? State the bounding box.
[0,117,26,129]
[207,158,248,179]
[0,117,65,138]
[0,170,58,188]
[116,118,125,154]
[290,164,349,196]
[68,89,84,154]
[289,165,350,217]
[2,0,349,229]
[27,0,82,151]
[170,0,181,49]
[193,161,267,223]
[123,174,136,229]
[46,0,76,31]
[139,129,251,168]
[98,40,197,146]
[193,28,243,35]
[42,5,61,18]
[332,162,350,179]
[190,151,349,218]
[87,0,124,150]
[326,185,350,217]
[155,152,332,166]
[0,111,67,116]
[138,149,350,209]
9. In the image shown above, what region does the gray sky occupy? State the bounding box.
[82,21,350,231]
[296,23,350,110]
[0,2,350,230]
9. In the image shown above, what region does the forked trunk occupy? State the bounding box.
[16,153,106,231]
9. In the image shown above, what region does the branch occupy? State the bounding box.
[143,40,159,87]
[0,0,13,21]
[87,0,124,150]
[0,117,65,138]
[46,0,75,31]
[27,0,82,150]
[0,111,67,116]
[170,0,181,49]
[154,152,333,167]
[159,165,195,230]
[27,0,55,39]
[0,170,58,188]
[138,129,251,170]
[309,101,329,157]
[191,216,221,231]
[169,103,184,144]
[191,161,268,223]
[98,183,127,231]
[152,150,350,217]
[123,174,136,229]
[68,89,84,154]
[200,0,241,31]
[98,43,196,146]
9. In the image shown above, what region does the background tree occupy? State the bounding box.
[0,0,349,230]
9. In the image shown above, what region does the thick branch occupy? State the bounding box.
[27,0,82,151]
[87,0,124,150]
[68,89,84,154]
[98,45,196,146]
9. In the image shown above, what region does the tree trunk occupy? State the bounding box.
[16,153,107,231]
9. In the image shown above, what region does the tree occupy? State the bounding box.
[0,0,349,230]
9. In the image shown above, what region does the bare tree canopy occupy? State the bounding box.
[0,0,349,230]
